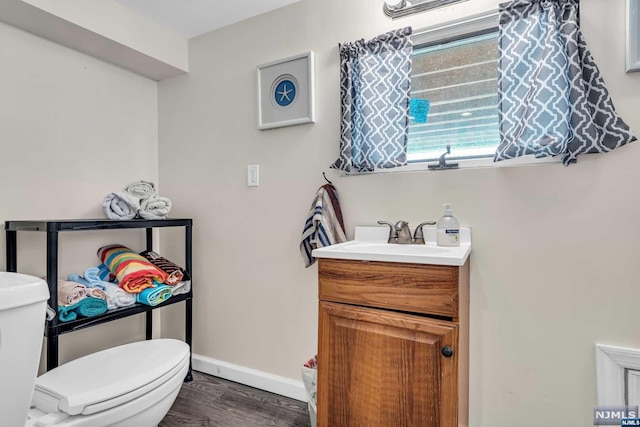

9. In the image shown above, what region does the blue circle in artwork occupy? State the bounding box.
[274,79,296,107]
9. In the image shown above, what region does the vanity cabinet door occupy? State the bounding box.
[317,301,458,427]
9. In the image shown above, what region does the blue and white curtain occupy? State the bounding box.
[494,0,636,166]
[331,27,413,173]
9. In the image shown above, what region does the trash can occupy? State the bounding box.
[301,355,317,427]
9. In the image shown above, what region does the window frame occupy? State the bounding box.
[342,11,561,176]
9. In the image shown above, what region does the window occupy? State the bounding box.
[408,13,500,164]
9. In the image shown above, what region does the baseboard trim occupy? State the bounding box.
[192,353,308,402]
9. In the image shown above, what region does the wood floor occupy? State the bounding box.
[159,371,312,427]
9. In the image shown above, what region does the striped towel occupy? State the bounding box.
[140,250,189,285]
[300,184,347,268]
[96,264,116,282]
[97,244,169,293]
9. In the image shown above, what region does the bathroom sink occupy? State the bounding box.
[312,226,471,266]
[341,242,451,255]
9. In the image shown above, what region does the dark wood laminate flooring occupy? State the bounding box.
[159,371,312,427]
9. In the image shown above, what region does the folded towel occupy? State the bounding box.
[57,280,88,306]
[138,196,172,220]
[171,280,191,296]
[300,184,347,268]
[135,283,173,306]
[139,250,189,285]
[58,297,108,322]
[67,274,92,288]
[123,180,157,200]
[86,287,108,301]
[97,263,116,282]
[102,192,140,220]
[67,268,107,291]
[83,267,110,290]
[98,244,169,293]
[101,281,136,310]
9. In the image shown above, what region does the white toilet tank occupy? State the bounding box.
[0,272,50,427]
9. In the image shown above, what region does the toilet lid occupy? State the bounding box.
[33,339,190,416]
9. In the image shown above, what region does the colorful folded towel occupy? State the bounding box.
[101,281,136,310]
[57,280,87,306]
[123,180,157,200]
[138,196,172,220]
[58,297,108,322]
[135,283,173,306]
[97,244,169,293]
[102,192,140,220]
[300,184,347,268]
[139,250,189,285]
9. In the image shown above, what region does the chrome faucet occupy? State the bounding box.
[377,220,436,244]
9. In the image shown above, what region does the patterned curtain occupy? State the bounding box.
[331,27,413,173]
[494,0,636,166]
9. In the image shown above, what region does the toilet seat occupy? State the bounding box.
[32,339,190,417]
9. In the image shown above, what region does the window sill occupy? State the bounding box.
[340,155,560,176]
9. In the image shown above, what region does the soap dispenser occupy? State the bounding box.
[436,203,460,247]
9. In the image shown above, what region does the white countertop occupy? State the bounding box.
[312,226,472,266]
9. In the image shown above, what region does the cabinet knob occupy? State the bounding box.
[441,346,454,358]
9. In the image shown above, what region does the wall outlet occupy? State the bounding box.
[247,164,259,187]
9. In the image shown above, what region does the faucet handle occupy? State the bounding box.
[413,221,436,244]
[377,221,398,243]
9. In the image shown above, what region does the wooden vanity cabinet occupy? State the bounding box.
[317,258,469,427]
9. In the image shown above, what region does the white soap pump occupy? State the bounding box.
[436,203,460,247]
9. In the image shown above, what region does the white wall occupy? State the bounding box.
[158,0,640,425]
[2,0,637,424]
[0,21,160,365]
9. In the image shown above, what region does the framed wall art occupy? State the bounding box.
[257,51,315,130]
[627,0,640,72]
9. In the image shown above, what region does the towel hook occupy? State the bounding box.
[323,172,333,185]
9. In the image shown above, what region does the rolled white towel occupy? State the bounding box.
[102,192,140,220]
[123,180,157,200]
[101,281,136,310]
[171,280,191,296]
[139,196,172,220]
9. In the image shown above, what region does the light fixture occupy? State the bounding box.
[383,0,469,19]
[384,0,407,11]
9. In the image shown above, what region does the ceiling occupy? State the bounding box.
[114,0,301,39]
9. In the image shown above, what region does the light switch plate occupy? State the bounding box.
[247,164,259,187]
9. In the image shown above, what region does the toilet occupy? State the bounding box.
[0,272,190,427]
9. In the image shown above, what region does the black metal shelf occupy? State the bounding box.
[49,293,192,335]
[5,218,192,232]
[5,217,193,381]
